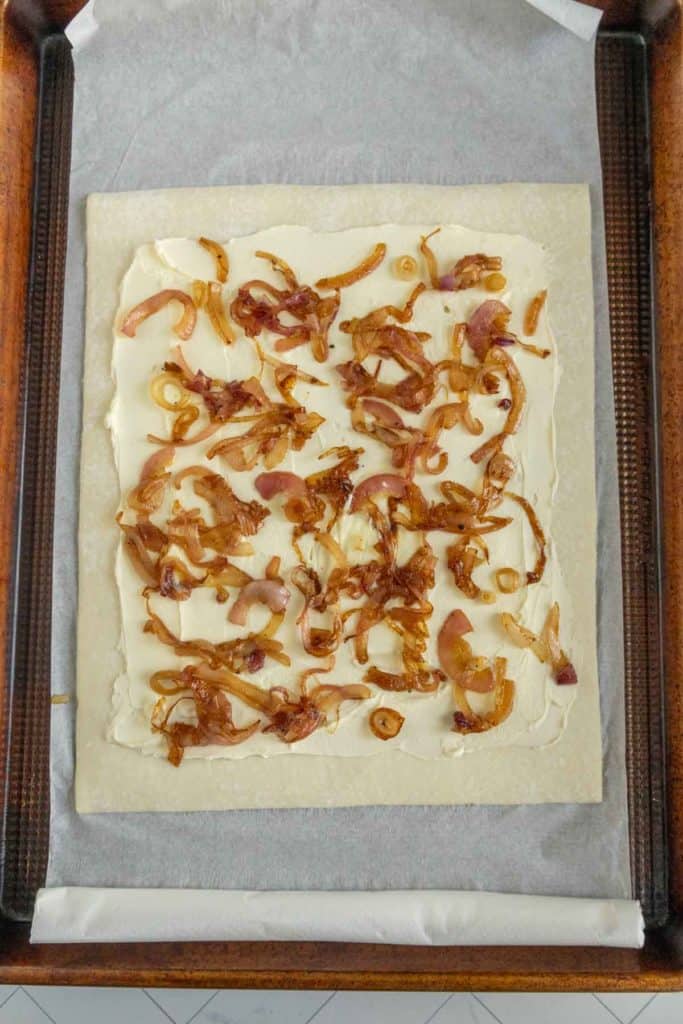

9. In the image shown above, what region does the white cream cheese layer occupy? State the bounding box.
[109,224,575,760]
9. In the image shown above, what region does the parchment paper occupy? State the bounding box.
[45,0,630,902]
[32,889,643,947]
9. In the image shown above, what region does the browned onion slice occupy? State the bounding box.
[255,471,308,500]
[505,491,547,584]
[339,282,426,333]
[316,243,386,290]
[121,289,197,340]
[369,706,405,740]
[466,300,511,361]
[206,282,235,344]
[452,661,515,735]
[495,567,521,593]
[470,348,526,464]
[437,609,473,680]
[198,237,229,283]
[150,372,190,411]
[350,473,409,512]
[228,579,290,626]
[524,288,547,336]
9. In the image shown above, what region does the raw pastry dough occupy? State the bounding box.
[76,184,601,812]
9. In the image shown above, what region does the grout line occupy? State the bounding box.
[186,991,220,1024]
[0,989,17,1011]
[20,987,58,1024]
[421,992,455,1024]
[302,991,338,1024]
[628,995,657,1024]
[143,989,176,1023]
[593,994,630,1024]
[471,993,506,1024]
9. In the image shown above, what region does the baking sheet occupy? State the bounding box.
[45,0,630,899]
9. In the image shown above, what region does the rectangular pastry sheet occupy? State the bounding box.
[77,183,601,812]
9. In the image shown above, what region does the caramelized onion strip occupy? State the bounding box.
[198,236,229,283]
[315,243,386,290]
[121,289,196,340]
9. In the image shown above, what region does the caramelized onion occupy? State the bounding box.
[515,337,551,359]
[506,491,547,584]
[118,516,162,586]
[452,662,515,734]
[151,668,260,765]
[466,300,511,361]
[339,283,426,332]
[209,406,324,472]
[150,372,190,411]
[145,601,288,674]
[198,236,229,283]
[470,348,526,464]
[316,243,386,290]
[148,420,221,448]
[495,567,521,593]
[350,473,409,512]
[171,405,200,441]
[315,531,348,569]
[158,557,202,601]
[524,288,547,335]
[206,282,235,344]
[393,255,418,280]
[500,611,548,661]
[121,289,196,340]
[437,609,473,680]
[542,602,577,684]
[369,706,405,739]
[128,445,175,513]
[228,579,290,626]
[420,229,441,288]
[231,255,340,362]
[255,471,308,501]
[446,539,484,600]
[311,682,371,716]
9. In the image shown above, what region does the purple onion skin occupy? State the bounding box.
[438,274,456,291]
[492,336,515,348]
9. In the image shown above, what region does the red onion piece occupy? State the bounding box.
[350,473,409,512]
[255,471,308,501]
[438,274,456,291]
[437,609,474,681]
[466,300,510,360]
[555,663,578,686]
[228,580,290,626]
[361,399,406,429]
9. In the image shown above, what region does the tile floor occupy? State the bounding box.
[0,988,679,1023]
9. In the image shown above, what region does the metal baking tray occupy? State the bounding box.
[0,0,680,990]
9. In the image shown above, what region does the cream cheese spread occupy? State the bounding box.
[109,224,575,760]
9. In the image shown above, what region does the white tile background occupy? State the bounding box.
[0,988,679,1023]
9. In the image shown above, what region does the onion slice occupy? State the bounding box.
[466,300,511,361]
[350,473,409,512]
[206,281,235,344]
[316,243,386,290]
[495,567,520,593]
[505,491,547,584]
[228,579,290,626]
[524,288,547,336]
[198,237,229,283]
[121,289,196,340]
[369,706,405,740]
[255,471,308,501]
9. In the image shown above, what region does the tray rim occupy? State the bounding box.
[0,0,682,990]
